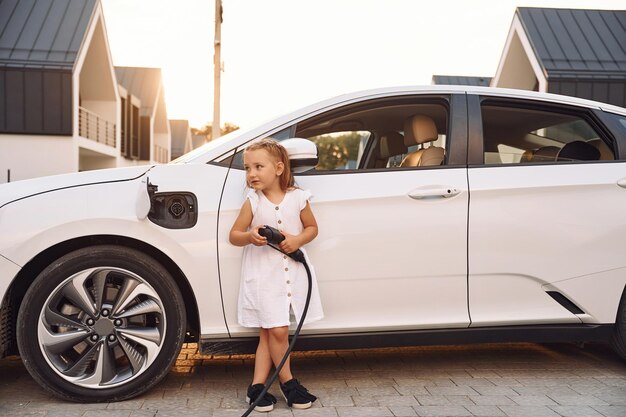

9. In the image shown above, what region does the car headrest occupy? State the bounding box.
[404,115,438,147]
[378,131,406,158]
[557,140,600,162]
[586,139,613,160]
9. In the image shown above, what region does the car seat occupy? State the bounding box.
[374,131,407,168]
[531,146,560,162]
[519,149,534,163]
[586,138,614,160]
[556,140,600,162]
[400,115,444,167]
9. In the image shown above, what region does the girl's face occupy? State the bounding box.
[243,149,284,191]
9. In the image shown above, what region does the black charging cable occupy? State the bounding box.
[241,225,313,417]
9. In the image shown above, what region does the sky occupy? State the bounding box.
[101,0,625,129]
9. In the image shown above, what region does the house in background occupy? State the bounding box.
[492,8,626,107]
[169,119,193,160]
[432,8,625,109]
[115,66,171,166]
[0,0,175,184]
[0,0,120,183]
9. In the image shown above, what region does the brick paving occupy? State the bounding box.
[0,342,625,417]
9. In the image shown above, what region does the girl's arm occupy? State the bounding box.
[279,201,318,253]
[229,199,267,247]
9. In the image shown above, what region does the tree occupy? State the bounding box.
[191,122,239,141]
[310,132,363,170]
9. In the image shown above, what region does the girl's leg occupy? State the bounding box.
[267,326,293,383]
[252,328,272,384]
[269,326,317,409]
[266,326,317,409]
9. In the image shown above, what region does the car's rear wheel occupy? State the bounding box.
[17,245,186,402]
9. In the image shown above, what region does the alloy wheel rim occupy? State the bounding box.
[37,267,166,389]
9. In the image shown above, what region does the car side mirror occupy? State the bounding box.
[281,138,318,173]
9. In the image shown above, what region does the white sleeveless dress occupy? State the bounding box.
[237,188,324,329]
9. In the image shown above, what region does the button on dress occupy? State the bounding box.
[238,188,324,329]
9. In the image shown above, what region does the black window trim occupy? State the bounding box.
[295,95,454,174]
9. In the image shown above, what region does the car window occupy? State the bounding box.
[609,113,626,135]
[218,98,450,172]
[307,131,370,170]
[295,99,449,172]
[481,104,614,164]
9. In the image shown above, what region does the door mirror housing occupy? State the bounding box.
[281,138,318,172]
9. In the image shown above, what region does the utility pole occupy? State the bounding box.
[212,0,222,141]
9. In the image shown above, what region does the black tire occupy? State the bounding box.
[17,245,186,402]
[611,287,626,361]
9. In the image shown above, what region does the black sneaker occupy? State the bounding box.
[245,383,277,412]
[280,379,317,409]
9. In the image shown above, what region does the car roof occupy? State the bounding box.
[349,85,626,114]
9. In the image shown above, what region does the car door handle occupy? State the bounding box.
[408,186,460,199]
[618,178,626,188]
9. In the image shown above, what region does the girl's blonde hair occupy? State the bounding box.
[244,138,294,191]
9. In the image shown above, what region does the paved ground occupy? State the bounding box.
[0,342,625,417]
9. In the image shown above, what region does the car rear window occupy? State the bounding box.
[481,103,615,164]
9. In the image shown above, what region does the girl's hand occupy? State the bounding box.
[278,232,301,253]
[249,225,267,246]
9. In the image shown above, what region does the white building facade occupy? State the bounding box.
[0,0,172,183]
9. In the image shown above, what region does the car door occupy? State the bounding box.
[467,94,626,327]
[217,94,471,337]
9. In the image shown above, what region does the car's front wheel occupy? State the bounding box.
[17,245,186,402]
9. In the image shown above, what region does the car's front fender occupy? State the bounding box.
[0,166,228,337]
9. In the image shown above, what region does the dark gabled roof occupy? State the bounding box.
[517,7,626,79]
[115,66,163,117]
[432,75,492,86]
[0,0,97,69]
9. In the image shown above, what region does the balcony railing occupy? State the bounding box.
[79,106,116,147]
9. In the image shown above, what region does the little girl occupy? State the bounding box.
[229,138,324,412]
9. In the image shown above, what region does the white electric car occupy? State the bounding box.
[1,86,626,402]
